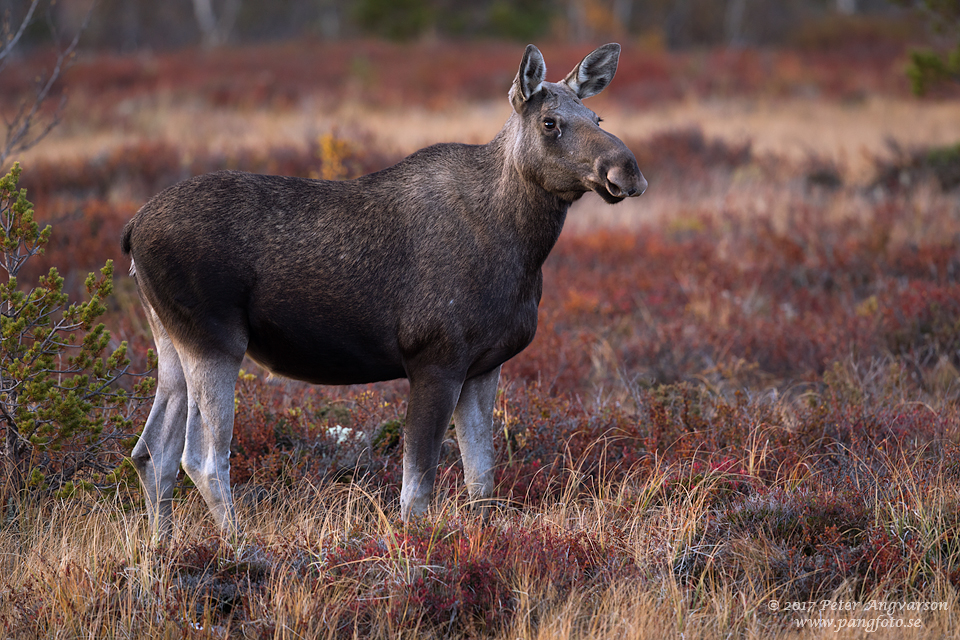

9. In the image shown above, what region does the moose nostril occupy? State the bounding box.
[606,165,646,198]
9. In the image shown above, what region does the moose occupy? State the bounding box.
[122,43,645,538]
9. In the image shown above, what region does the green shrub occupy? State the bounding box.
[0,163,154,517]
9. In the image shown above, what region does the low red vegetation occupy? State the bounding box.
[0,39,931,117]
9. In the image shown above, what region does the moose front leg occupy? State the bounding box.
[400,369,463,521]
[453,365,500,512]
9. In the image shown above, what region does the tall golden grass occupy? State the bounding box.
[5,432,960,638]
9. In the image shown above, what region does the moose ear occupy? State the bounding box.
[563,43,620,99]
[509,44,546,112]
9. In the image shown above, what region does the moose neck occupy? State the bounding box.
[480,116,576,271]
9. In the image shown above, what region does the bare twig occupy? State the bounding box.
[0,1,95,168]
[0,0,41,70]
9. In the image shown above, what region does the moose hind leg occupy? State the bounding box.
[400,369,463,521]
[131,312,188,540]
[453,366,500,511]
[178,348,244,539]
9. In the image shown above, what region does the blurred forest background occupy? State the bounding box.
[2,0,952,51]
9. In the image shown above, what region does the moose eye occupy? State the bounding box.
[542,118,557,131]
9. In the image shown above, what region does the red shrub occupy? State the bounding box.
[880,281,960,368]
[321,517,635,636]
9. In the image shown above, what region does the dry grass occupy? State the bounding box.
[4,441,960,639]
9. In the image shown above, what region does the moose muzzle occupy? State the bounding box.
[605,163,647,198]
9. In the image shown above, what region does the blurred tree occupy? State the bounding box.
[192,0,241,48]
[80,0,195,51]
[898,0,960,94]
[725,0,746,46]
[354,0,433,41]
[489,0,552,41]
[612,0,633,29]
[318,0,342,39]
[837,0,858,13]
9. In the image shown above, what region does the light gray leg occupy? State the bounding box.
[400,368,463,521]
[131,308,188,540]
[453,366,500,511]
[178,349,243,539]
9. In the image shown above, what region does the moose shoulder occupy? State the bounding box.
[122,43,645,538]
